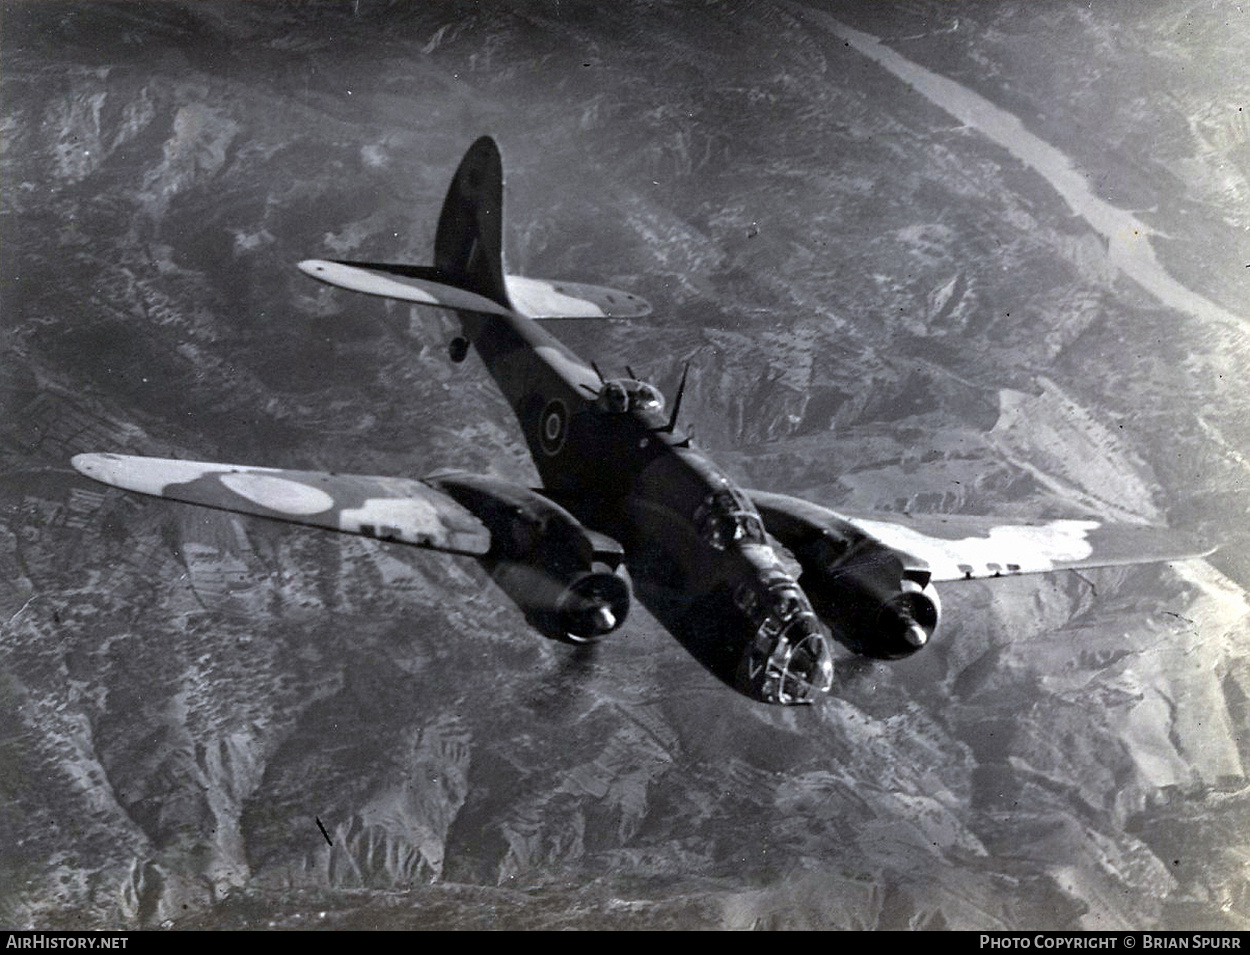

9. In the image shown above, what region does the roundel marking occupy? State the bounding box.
[539,398,569,456]
[220,472,335,515]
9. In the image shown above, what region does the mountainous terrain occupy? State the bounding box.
[2,0,1248,930]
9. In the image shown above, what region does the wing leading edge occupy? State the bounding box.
[71,453,491,555]
[842,510,1215,582]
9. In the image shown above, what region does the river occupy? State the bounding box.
[792,6,1249,334]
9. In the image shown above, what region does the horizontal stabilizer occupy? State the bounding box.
[505,275,651,320]
[842,510,1215,582]
[299,259,650,319]
[72,453,492,555]
[299,260,512,316]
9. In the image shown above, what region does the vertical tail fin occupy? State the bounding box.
[434,135,513,311]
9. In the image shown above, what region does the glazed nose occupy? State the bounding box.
[783,622,835,699]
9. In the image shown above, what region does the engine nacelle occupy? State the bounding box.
[749,491,941,660]
[428,472,629,641]
[864,577,941,660]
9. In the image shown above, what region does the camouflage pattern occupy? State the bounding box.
[750,490,1212,583]
[298,260,651,320]
[851,512,1213,582]
[71,453,491,555]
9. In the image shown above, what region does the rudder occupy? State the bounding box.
[434,136,512,311]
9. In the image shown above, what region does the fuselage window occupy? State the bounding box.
[696,490,766,550]
[738,514,765,543]
[734,582,759,615]
[771,587,803,621]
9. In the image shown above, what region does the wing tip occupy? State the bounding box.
[72,452,117,479]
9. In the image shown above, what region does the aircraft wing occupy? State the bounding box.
[298,260,652,319]
[71,453,491,555]
[839,510,1215,582]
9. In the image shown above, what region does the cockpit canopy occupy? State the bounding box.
[695,487,766,550]
[596,379,665,415]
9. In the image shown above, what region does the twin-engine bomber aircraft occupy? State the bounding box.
[73,137,1212,705]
